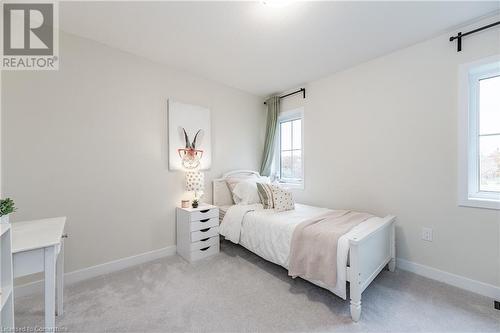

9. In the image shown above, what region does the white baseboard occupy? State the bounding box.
[397,258,500,300]
[15,248,499,301]
[14,245,176,298]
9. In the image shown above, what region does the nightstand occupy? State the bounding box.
[176,204,219,262]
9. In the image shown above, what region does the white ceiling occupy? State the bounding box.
[60,1,499,96]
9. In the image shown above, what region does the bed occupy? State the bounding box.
[213,170,396,322]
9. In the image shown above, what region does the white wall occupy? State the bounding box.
[1,31,265,274]
[282,15,500,287]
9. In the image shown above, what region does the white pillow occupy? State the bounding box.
[232,181,261,205]
[226,175,270,204]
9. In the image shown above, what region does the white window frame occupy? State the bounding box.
[274,108,304,189]
[458,55,500,210]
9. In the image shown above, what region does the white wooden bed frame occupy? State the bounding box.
[213,170,396,322]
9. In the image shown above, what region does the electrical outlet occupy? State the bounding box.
[422,227,433,242]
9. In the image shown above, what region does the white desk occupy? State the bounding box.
[12,217,66,330]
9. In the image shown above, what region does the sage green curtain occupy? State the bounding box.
[260,96,280,176]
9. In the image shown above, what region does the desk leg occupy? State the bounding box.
[44,246,56,331]
[56,240,64,316]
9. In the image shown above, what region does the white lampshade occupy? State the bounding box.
[185,171,204,192]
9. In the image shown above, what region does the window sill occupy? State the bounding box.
[459,197,500,210]
[277,182,304,190]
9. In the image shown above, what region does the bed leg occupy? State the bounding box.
[388,221,396,272]
[350,297,362,322]
[388,258,396,272]
[349,241,362,322]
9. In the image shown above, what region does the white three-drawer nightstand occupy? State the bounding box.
[176,205,219,262]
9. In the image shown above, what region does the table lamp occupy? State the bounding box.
[185,171,204,208]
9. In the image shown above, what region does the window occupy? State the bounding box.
[275,108,304,188]
[458,56,500,209]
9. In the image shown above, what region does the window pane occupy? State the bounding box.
[281,151,292,178]
[281,121,292,151]
[292,119,302,150]
[292,150,302,179]
[479,75,500,135]
[479,135,500,192]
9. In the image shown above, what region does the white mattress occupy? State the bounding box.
[220,203,384,299]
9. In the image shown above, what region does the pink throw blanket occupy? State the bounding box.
[288,210,373,288]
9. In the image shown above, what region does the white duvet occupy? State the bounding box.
[219,203,382,299]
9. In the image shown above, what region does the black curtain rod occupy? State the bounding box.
[449,21,500,52]
[264,88,305,105]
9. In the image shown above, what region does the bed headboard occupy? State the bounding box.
[212,170,261,206]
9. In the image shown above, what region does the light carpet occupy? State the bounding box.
[15,241,500,332]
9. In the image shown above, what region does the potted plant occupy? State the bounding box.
[192,198,199,208]
[0,198,16,224]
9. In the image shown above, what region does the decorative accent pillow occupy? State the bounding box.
[257,183,295,211]
[271,185,295,212]
[256,183,274,209]
[232,181,261,205]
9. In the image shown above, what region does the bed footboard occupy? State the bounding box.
[348,215,396,321]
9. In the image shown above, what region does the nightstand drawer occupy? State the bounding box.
[190,241,219,261]
[191,226,219,242]
[190,217,218,231]
[190,208,218,221]
[190,235,219,251]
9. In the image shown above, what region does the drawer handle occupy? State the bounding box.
[200,246,210,251]
[200,237,210,242]
[200,218,210,222]
[200,228,210,232]
[200,209,210,213]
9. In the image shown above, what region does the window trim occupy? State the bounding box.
[458,55,500,210]
[274,108,304,189]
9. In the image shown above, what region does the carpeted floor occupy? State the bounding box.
[15,241,500,332]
